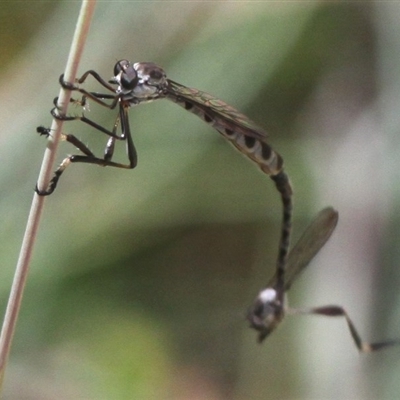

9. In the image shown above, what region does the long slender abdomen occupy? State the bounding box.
[219,127,293,286]
[218,127,283,177]
[167,91,293,281]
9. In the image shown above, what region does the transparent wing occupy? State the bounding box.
[167,79,268,141]
[267,207,339,291]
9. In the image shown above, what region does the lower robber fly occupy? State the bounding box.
[36,60,293,283]
[248,207,400,352]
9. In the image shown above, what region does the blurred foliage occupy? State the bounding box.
[0,2,59,72]
[1,2,400,400]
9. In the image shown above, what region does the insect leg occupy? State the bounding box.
[50,106,124,139]
[36,126,95,156]
[36,104,137,195]
[58,73,120,109]
[289,305,400,352]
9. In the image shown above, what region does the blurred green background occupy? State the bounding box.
[1,2,400,399]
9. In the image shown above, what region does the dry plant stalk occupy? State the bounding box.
[0,0,97,391]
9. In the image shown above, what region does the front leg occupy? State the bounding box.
[59,73,120,109]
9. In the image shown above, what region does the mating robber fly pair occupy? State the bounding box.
[37,60,400,352]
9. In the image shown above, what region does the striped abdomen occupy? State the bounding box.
[165,81,293,280]
[165,87,283,177]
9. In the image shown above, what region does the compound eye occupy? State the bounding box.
[113,59,130,76]
[113,60,138,90]
[120,68,138,90]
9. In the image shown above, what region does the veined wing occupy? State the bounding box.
[267,207,339,291]
[167,79,268,141]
